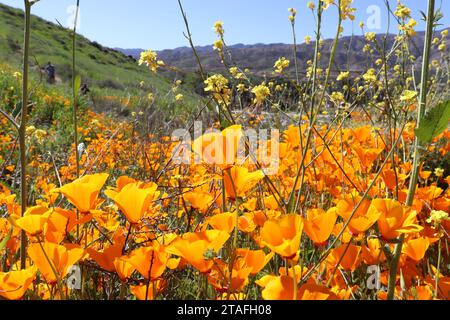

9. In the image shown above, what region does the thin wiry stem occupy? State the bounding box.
[387,0,435,300]
[0,108,19,130]
[19,0,32,270]
[72,0,81,179]
[177,0,206,81]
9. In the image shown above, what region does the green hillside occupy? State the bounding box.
[0,2,198,111]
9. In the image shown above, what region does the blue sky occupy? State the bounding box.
[1,0,449,50]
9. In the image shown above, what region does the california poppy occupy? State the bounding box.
[337,195,379,235]
[122,243,168,280]
[361,238,386,265]
[260,214,303,259]
[235,248,273,275]
[352,146,384,170]
[238,212,257,233]
[259,275,295,300]
[223,166,264,200]
[87,230,126,272]
[28,242,87,284]
[44,209,72,243]
[0,266,37,300]
[55,173,109,213]
[130,280,164,300]
[14,206,51,237]
[192,125,243,168]
[327,244,361,272]
[370,199,423,240]
[303,208,337,245]
[208,212,236,233]
[113,257,135,282]
[402,237,430,261]
[106,182,158,224]
[184,191,215,214]
[298,283,338,300]
[166,230,230,273]
[208,258,253,292]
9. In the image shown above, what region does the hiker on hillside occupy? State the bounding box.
[80,83,90,95]
[45,61,56,84]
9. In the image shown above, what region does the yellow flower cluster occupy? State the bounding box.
[399,19,417,37]
[274,57,290,74]
[362,68,377,83]
[288,8,297,22]
[400,90,418,102]
[394,3,411,19]
[213,39,224,52]
[213,21,224,37]
[204,74,231,106]
[337,71,350,81]
[251,84,270,105]
[139,49,164,73]
[426,210,449,226]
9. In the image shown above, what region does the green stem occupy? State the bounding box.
[72,0,80,180]
[387,0,435,300]
[290,17,300,84]
[19,0,32,270]
[434,236,441,298]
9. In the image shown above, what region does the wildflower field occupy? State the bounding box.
[0,0,450,301]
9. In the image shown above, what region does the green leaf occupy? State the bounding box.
[73,75,81,99]
[0,227,12,253]
[415,100,450,143]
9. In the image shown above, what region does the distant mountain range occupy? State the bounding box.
[117,29,449,76]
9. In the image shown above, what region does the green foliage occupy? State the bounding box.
[0,3,198,115]
[0,228,12,253]
[415,100,450,143]
[73,74,81,99]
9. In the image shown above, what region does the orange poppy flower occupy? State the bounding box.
[260,214,303,259]
[192,125,243,168]
[130,280,164,300]
[0,266,37,300]
[87,230,126,272]
[370,199,423,240]
[402,237,430,261]
[258,275,336,300]
[223,166,264,200]
[407,285,433,300]
[238,212,257,233]
[44,209,73,243]
[122,243,168,280]
[28,242,87,284]
[283,125,301,148]
[106,182,158,224]
[208,258,253,292]
[361,238,386,265]
[327,244,361,272]
[235,248,273,275]
[184,191,215,214]
[115,176,137,191]
[166,230,230,273]
[113,257,136,282]
[56,173,109,213]
[298,283,338,300]
[259,275,295,300]
[208,212,236,233]
[166,257,181,270]
[303,208,337,245]
[337,195,379,235]
[352,146,384,169]
[14,206,51,237]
